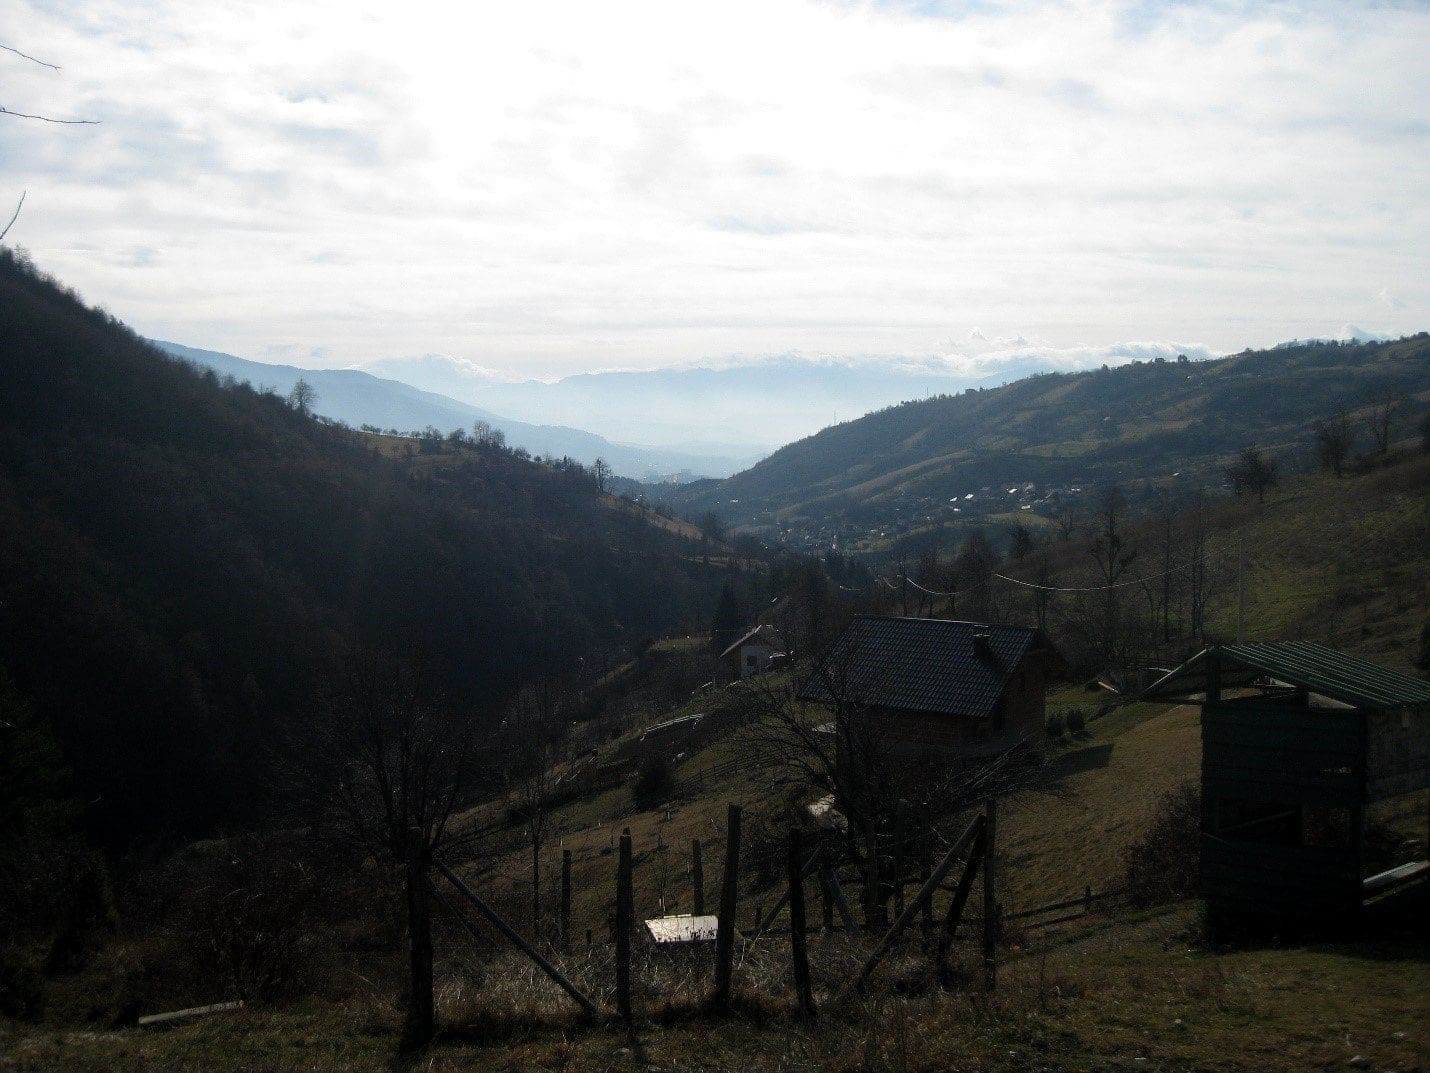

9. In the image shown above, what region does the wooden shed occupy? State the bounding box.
[1144,642,1430,922]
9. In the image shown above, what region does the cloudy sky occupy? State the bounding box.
[3,0,1426,378]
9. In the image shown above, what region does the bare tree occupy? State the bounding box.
[1222,445,1277,503]
[287,379,317,416]
[591,457,612,493]
[740,645,1030,929]
[1312,409,1355,477]
[1364,396,1407,455]
[290,656,480,1051]
[505,679,569,937]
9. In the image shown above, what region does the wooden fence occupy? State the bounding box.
[1003,885,1121,930]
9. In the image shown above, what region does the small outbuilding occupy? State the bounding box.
[720,624,787,680]
[1144,641,1430,923]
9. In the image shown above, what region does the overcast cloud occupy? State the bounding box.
[3,0,1426,377]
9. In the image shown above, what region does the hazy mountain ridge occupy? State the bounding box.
[153,341,763,480]
[670,335,1430,542]
[364,342,1225,450]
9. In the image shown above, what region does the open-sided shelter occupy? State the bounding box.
[1144,641,1430,921]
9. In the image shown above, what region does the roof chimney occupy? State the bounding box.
[973,632,993,662]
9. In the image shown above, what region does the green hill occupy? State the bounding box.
[674,336,1430,543]
[0,249,723,847]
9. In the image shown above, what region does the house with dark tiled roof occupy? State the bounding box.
[799,616,1064,767]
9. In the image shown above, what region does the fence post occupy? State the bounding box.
[920,835,934,929]
[936,823,985,963]
[819,867,834,933]
[787,830,816,1016]
[616,829,634,1025]
[560,849,572,953]
[712,803,742,1010]
[692,839,705,915]
[982,799,998,991]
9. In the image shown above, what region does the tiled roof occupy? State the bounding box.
[1144,641,1430,709]
[798,616,1046,719]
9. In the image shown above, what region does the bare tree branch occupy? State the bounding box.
[0,43,61,70]
[0,191,24,243]
[0,105,99,125]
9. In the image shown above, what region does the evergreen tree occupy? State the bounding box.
[710,581,746,653]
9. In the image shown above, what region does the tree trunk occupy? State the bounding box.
[402,846,435,1050]
[531,837,542,938]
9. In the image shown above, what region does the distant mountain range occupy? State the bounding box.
[153,341,765,480]
[669,335,1430,546]
[365,341,1226,450]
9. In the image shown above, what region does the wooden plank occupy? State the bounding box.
[712,804,741,1010]
[1363,859,1430,895]
[616,830,634,1023]
[431,862,599,1017]
[841,812,985,997]
[787,830,816,1017]
[138,1001,243,1028]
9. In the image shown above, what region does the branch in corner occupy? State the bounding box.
[0,191,24,243]
[1,42,62,70]
[0,105,99,125]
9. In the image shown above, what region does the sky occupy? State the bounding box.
[3,0,1426,380]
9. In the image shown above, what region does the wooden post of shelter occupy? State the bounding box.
[560,849,572,953]
[691,839,705,915]
[821,866,860,937]
[982,798,998,991]
[920,835,934,929]
[787,829,816,1017]
[819,867,834,933]
[712,803,742,1009]
[616,829,634,1025]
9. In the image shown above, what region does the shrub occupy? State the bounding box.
[1045,713,1066,739]
[1066,709,1087,736]
[1122,781,1200,906]
[166,834,335,1005]
[632,754,674,810]
[0,950,44,1021]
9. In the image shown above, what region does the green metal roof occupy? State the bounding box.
[1143,641,1430,709]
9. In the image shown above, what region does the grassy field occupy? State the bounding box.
[7,904,1424,1073]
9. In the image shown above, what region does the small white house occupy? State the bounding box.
[720,624,787,680]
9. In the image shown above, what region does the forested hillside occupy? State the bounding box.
[0,250,722,848]
[675,336,1430,542]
